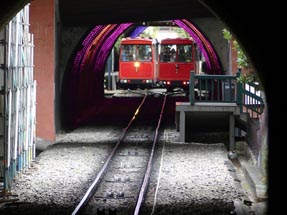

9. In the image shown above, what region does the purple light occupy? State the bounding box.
[129,26,148,38]
[73,25,106,74]
[89,23,133,72]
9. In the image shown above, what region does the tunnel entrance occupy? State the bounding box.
[61,19,223,129]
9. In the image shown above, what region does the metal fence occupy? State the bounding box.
[0,4,36,192]
[189,71,264,118]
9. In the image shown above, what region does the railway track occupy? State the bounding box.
[71,92,167,215]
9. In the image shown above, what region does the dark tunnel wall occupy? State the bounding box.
[1,2,280,211]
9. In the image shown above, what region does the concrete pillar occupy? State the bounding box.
[179,111,185,142]
[30,0,55,142]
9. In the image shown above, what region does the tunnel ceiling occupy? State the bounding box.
[0,0,30,29]
[59,0,214,26]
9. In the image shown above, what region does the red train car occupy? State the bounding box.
[118,37,158,89]
[157,38,196,91]
[117,37,196,92]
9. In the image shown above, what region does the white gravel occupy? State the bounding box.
[144,142,239,214]
[0,125,244,215]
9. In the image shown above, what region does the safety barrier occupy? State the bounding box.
[189,71,264,118]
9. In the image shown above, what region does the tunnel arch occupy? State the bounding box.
[62,19,224,128]
[1,3,272,208]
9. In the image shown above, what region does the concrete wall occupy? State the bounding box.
[59,26,91,83]
[244,103,268,179]
[191,17,229,74]
[256,94,268,178]
[55,25,91,132]
[30,0,55,141]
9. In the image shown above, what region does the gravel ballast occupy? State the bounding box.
[0,125,246,215]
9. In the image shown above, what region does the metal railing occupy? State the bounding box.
[240,82,264,119]
[189,71,264,118]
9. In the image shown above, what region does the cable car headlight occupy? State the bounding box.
[134,62,140,68]
[134,61,140,72]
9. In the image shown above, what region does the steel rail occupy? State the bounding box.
[133,94,167,215]
[71,94,148,215]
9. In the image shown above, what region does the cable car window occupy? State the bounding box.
[160,44,176,62]
[138,45,152,61]
[177,44,193,62]
[121,45,136,61]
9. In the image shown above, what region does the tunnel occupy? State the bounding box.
[61,19,223,129]
[0,1,276,213]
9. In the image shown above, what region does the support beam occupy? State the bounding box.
[229,114,235,151]
[179,110,185,142]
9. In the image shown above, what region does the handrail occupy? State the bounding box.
[189,71,264,118]
[190,71,238,104]
[241,82,264,118]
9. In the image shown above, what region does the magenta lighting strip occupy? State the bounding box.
[93,23,133,72]
[72,23,133,75]
[72,25,106,74]
[66,24,133,127]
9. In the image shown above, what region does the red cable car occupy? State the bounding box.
[157,38,196,91]
[118,37,158,89]
[117,37,196,93]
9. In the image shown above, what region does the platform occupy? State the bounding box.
[175,102,241,150]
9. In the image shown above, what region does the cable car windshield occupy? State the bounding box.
[121,44,152,62]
